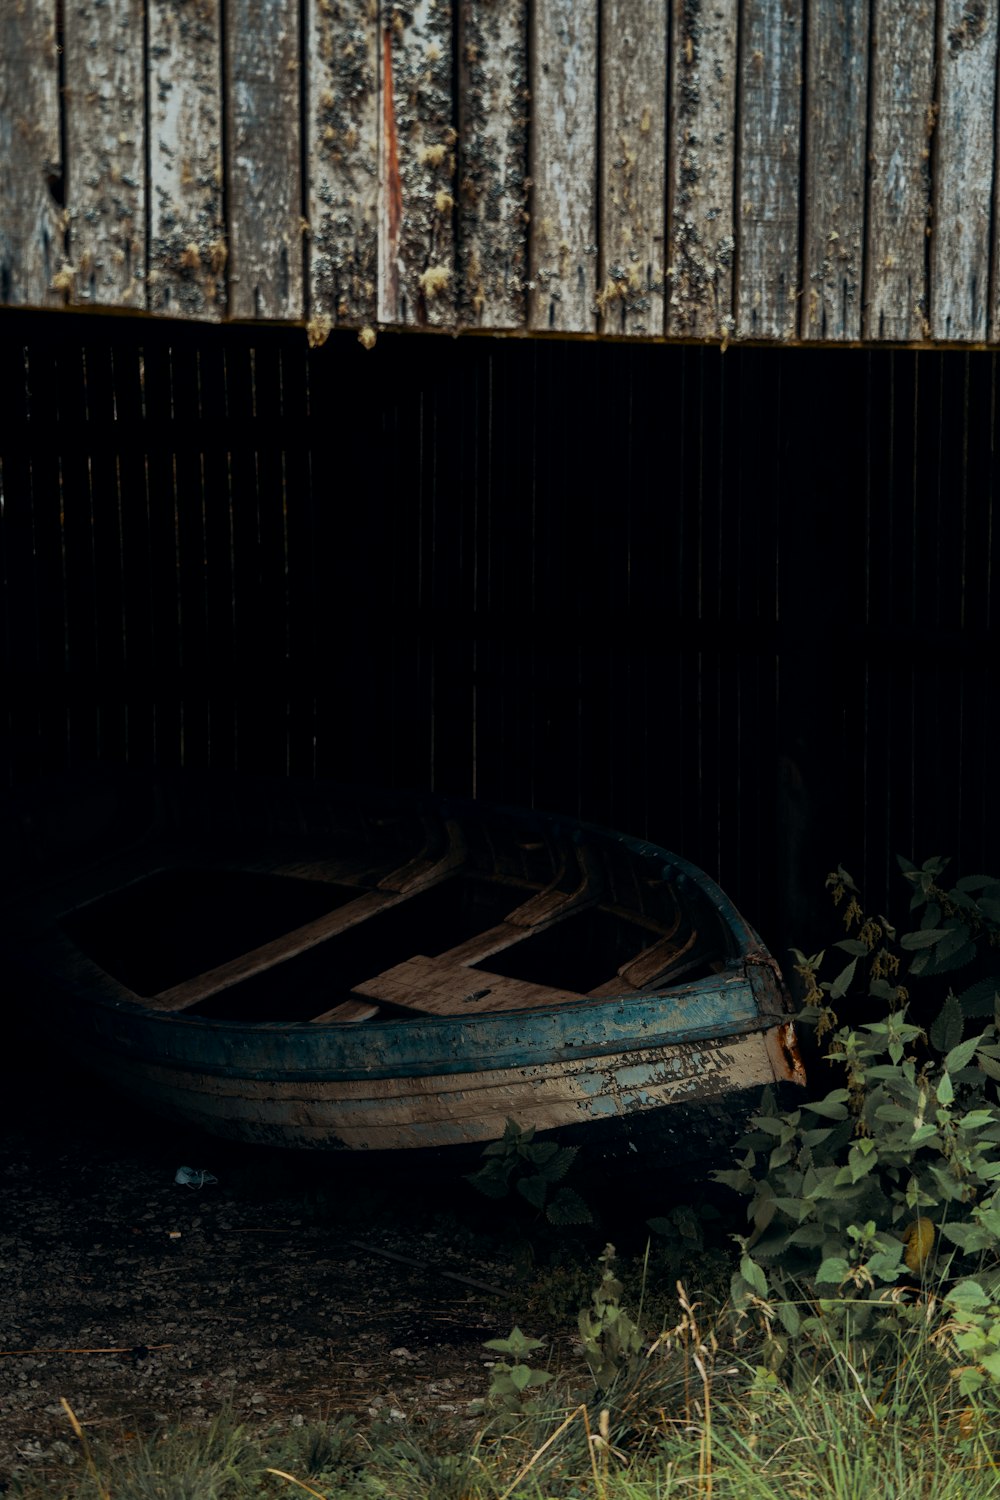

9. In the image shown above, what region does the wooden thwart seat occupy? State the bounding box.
[146,820,466,1013]
[353,954,583,1016]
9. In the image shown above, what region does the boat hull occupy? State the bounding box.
[2,771,805,1158]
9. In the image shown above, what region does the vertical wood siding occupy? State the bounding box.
[7,0,1000,341]
[801,0,869,341]
[864,0,936,342]
[457,0,528,329]
[63,0,146,308]
[528,0,598,333]
[2,314,999,954]
[308,0,379,329]
[667,0,738,341]
[1,0,64,308]
[147,0,227,318]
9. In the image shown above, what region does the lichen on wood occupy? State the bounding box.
[148,0,226,319]
[599,0,667,338]
[308,0,378,328]
[667,0,737,341]
[736,0,802,341]
[457,0,528,329]
[378,0,456,327]
[0,0,64,308]
[801,0,869,341]
[528,0,598,334]
[865,0,935,341]
[227,0,304,321]
[63,0,145,308]
[933,0,998,341]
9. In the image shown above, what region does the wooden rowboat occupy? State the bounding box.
[1,772,805,1159]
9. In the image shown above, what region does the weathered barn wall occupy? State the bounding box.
[2,312,998,955]
[4,0,1000,344]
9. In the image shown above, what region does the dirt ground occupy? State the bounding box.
[0,1046,524,1490]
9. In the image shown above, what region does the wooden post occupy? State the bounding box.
[457,0,528,330]
[307,0,379,332]
[802,0,869,341]
[227,0,304,322]
[667,0,738,341]
[148,0,226,318]
[528,0,598,334]
[0,0,64,308]
[736,0,803,341]
[599,0,668,338]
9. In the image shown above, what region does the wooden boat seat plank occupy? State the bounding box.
[148,888,409,1012]
[143,821,468,1013]
[308,999,381,1025]
[353,954,583,1015]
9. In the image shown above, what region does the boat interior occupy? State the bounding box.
[24,788,734,1025]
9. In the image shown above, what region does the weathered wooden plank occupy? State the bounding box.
[933,1,998,342]
[0,0,64,307]
[865,1,935,341]
[528,0,598,333]
[354,953,585,1015]
[457,0,529,329]
[63,0,145,307]
[598,0,667,337]
[735,0,803,340]
[148,0,226,318]
[227,0,304,322]
[377,0,456,328]
[667,0,738,340]
[801,0,869,341]
[307,0,379,333]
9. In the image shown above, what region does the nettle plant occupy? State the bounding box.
[466,1118,592,1225]
[717,858,1000,1390]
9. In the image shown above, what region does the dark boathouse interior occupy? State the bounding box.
[1,314,997,962]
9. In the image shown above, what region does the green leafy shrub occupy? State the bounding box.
[577,1244,644,1392]
[716,857,1000,1378]
[481,1326,554,1411]
[466,1118,591,1226]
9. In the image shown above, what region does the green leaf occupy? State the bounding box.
[830,958,859,1000]
[946,1034,987,1073]
[834,939,870,957]
[509,1364,533,1392]
[940,1223,998,1253]
[740,1254,768,1298]
[484,1328,545,1354]
[977,1051,1000,1083]
[897,855,918,873]
[930,994,964,1054]
[955,979,1000,1019]
[937,1071,955,1107]
[956,875,997,893]
[536,1146,578,1183]
[777,1301,801,1337]
[926,940,978,976]
[900,928,947,949]
[517,1175,548,1210]
[802,1094,850,1120]
[546,1186,592,1226]
[816,1256,850,1286]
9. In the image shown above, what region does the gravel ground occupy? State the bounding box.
[0,1045,516,1489]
